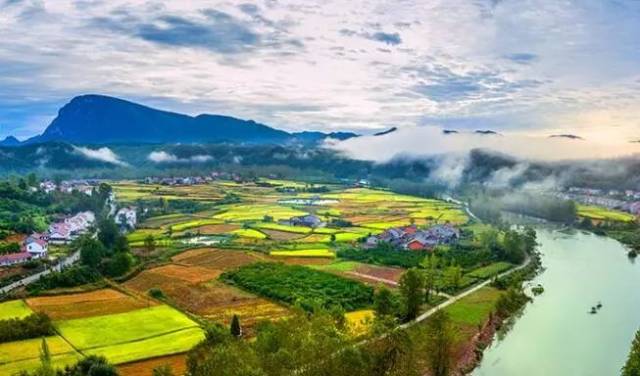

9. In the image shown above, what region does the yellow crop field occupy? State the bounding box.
[577,204,636,223]
[0,300,33,321]
[0,336,80,375]
[214,204,308,222]
[270,249,336,258]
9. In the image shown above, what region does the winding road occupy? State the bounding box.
[0,251,80,295]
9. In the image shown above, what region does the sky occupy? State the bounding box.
[1,0,640,153]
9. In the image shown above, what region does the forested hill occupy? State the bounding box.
[7,95,358,146]
[1,142,638,192]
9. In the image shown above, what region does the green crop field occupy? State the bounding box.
[0,300,33,321]
[467,262,513,279]
[577,204,636,223]
[126,228,167,242]
[221,262,373,311]
[55,305,200,350]
[84,327,205,365]
[170,219,223,232]
[445,287,502,327]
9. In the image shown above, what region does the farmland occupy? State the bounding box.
[2,178,517,375]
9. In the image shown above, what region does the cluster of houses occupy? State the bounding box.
[365,224,460,251]
[48,211,96,244]
[143,172,243,186]
[0,211,96,267]
[556,187,640,216]
[39,180,99,195]
[278,214,325,228]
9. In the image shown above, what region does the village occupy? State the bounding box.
[555,186,640,216]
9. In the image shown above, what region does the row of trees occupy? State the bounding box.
[0,313,54,343]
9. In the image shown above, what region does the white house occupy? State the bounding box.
[115,207,137,229]
[24,234,48,258]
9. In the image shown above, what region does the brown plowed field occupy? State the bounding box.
[26,289,151,320]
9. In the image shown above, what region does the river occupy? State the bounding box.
[474,229,640,376]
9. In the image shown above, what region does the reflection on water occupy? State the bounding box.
[474,229,640,376]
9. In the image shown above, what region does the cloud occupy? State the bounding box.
[328,125,640,162]
[91,8,303,56]
[148,151,212,163]
[505,52,537,64]
[370,32,402,46]
[1,0,640,144]
[73,146,127,166]
[148,151,178,163]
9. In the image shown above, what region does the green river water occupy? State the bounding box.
[474,229,640,376]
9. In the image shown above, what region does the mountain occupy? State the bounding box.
[0,136,20,147]
[291,131,359,143]
[373,127,397,136]
[21,95,358,145]
[549,134,584,140]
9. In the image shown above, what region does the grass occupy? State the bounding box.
[55,305,200,350]
[0,336,80,375]
[577,204,636,223]
[467,262,513,279]
[84,327,205,365]
[0,300,33,321]
[444,287,502,327]
[270,249,336,258]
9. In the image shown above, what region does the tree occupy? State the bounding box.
[230,314,242,337]
[98,219,120,249]
[423,310,454,376]
[502,230,525,263]
[443,265,462,291]
[373,285,397,318]
[79,237,107,269]
[144,235,156,255]
[59,355,118,376]
[421,254,439,303]
[623,328,640,376]
[398,268,424,321]
[153,365,175,376]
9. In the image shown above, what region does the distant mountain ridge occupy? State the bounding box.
[13,95,358,145]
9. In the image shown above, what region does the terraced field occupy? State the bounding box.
[1,180,476,375]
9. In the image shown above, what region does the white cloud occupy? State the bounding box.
[148,151,212,163]
[148,151,179,163]
[74,146,128,166]
[329,125,640,162]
